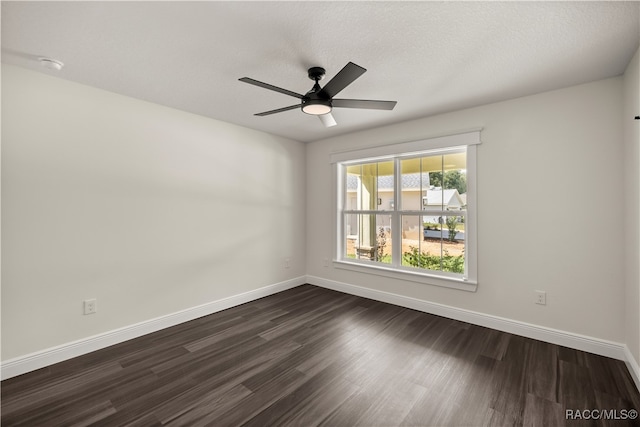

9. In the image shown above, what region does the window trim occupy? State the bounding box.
[331,130,481,292]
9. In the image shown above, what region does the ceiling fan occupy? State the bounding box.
[239,62,397,128]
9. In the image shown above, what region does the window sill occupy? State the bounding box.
[333,260,477,292]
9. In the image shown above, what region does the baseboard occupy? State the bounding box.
[306,275,627,361]
[624,345,640,392]
[1,276,306,380]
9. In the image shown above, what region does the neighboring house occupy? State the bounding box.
[422,188,464,223]
[423,188,464,210]
[346,173,465,243]
[458,192,467,207]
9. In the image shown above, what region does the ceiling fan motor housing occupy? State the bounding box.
[302,67,332,115]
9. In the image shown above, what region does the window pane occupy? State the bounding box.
[401,215,423,267]
[400,158,421,210]
[442,152,467,211]
[344,213,392,263]
[345,165,360,211]
[375,214,392,263]
[345,161,394,211]
[376,161,394,211]
[360,164,378,211]
[401,214,465,274]
[422,154,445,211]
[424,214,465,273]
[344,213,358,259]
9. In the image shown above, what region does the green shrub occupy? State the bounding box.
[423,222,440,231]
[445,216,459,242]
[402,246,464,273]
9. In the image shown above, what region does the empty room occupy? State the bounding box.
[2,1,640,426]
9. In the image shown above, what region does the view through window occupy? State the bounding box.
[340,147,470,281]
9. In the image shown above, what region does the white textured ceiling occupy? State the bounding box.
[2,1,639,143]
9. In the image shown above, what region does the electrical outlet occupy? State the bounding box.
[284,258,291,269]
[84,298,97,315]
[535,290,546,305]
[323,258,329,267]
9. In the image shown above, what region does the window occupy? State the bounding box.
[332,131,480,291]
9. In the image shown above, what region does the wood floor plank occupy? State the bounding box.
[206,363,309,426]
[257,294,358,341]
[160,383,253,427]
[585,351,640,410]
[488,335,532,424]
[92,371,197,426]
[184,318,275,352]
[526,339,559,403]
[2,284,639,427]
[559,359,598,410]
[239,361,358,427]
[350,378,428,426]
[479,327,512,361]
[522,393,565,427]
[1,362,133,424]
[275,376,360,427]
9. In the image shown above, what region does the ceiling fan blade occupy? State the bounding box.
[239,77,305,99]
[318,62,366,99]
[318,113,337,128]
[332,99,397,110]
[255,104,300,116]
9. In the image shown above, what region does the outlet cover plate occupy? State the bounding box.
[535,290,546,305]
[84,299,97,315]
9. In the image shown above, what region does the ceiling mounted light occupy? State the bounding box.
[301,98,332,115]
[38,57,64,71]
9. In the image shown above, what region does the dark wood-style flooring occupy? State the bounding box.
[2,284,639,426]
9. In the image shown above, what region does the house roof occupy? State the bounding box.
[347,173,430,191]
[423,189,463,207]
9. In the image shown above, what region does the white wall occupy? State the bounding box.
[1,65,306,360]
[624,46,640,365]
[307,77,625,343]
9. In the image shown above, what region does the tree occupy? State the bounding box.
[444,170,467,194]
[429,171,442,188]
[428,170,467,194]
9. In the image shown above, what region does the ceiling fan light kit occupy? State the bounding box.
[301,99,332,115]
[239,62,397,127]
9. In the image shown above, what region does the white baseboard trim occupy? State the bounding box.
[1,276,306,380]
[624,345,640,392]
[306,275,627,362]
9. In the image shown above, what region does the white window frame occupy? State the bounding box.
[331,130,481,292]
